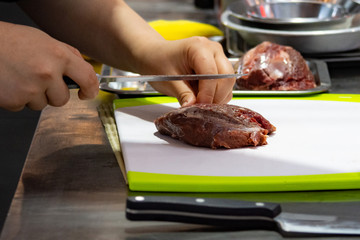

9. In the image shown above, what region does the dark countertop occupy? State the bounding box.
[0,0,360,239]
[0,108,40,233]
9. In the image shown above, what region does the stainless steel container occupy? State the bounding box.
[220,0,360,54]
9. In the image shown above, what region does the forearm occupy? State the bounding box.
[18,0,164,73]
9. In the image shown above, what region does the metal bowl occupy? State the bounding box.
[221,9,360,54]
[226,0,352,30]
[228,0,347,23]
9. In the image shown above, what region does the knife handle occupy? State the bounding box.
[63,76,79,89]
[126,196,281,228]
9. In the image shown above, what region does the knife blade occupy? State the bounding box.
[126,196,360,236]
[97,73,245,82]
[64,73,245,89]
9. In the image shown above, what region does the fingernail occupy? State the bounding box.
[181,101,189,107]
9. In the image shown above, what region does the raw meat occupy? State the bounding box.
[235,41,316,91]
[154,104,276,149]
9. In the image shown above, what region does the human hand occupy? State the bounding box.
[16,0,233,107]
[135,37,235,106]
[0,22,99,111]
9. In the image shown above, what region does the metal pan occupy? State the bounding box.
[231,58,331,96]
[99,58,331,96]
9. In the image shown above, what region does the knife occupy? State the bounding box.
[64,73,245,89]
[126,196,360,236]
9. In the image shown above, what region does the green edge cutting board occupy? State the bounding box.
[113,94,360,192]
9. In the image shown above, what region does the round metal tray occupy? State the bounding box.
[99,59,331,96]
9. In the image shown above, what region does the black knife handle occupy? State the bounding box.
[126,196,281,227]
[63,76,79,89]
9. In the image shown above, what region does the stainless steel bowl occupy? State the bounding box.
[226,0,352,30]
[216,0,360,16]
[221,9,360,54]
[229,0,347,23]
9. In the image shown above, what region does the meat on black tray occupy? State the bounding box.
[235,41,316,91]
[154,103,276,149]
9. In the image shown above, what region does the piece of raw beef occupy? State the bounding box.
[235,41,316,91]
[154,103,276,149]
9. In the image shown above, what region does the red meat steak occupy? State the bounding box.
[235,41,316,91]
[154,103,276,149]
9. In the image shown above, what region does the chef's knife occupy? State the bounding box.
[126,196,360,236]
[64,73,245,89]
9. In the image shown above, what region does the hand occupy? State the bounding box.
[16,1,234,107]
[0,22,99,111]
[135,37,235,106]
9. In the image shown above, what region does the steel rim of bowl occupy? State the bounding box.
[221,10,360,36]
[226,0,348,25]
[229,11,346,24]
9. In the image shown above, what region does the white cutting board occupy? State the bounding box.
[114,95,360,192]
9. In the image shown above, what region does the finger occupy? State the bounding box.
[64,43,83,58]
[212,78,235,104]
[150,81,196,107]
[0,88,25,112]
[26,92,49,110]
[212,54,236,104]
[45,75,71,107]
[222,90,233,104]
[63,51,99,100]
[2,100,25,112]
[212,85,234,105]
[179,89,197,107]
[190,50,219,104]
[187,38,235,104]
[45,45,89,105]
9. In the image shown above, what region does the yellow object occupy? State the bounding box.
[149,20,223,40]
[81,54,92,61]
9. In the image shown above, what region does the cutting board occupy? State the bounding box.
[113,94,360,192]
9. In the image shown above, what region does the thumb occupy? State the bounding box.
[173,81,197,107]
[177,89,196,107]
